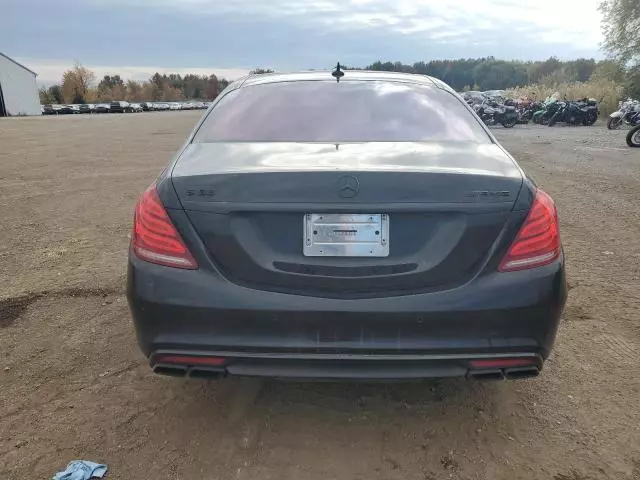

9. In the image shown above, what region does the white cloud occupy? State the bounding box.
[8,0,604,85]
[110,0,603,50]
[15,57,250,85]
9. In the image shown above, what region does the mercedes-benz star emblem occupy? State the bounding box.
[337,175,359,198]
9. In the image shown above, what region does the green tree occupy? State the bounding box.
[205,74,219,99]
[600,0,640,65]
[218,78,230,92]
[97,75,124,91]
[96,75,125,101]
[527,57,564,83]
[149,73,165,101]
[624,66,640,99]
[38,87,52,104]
[364,58,531,91]
[125,80,141,102]
[563,58,597,82]
[48,85,64,103]
[471,60,528,90]
[590,60,626,84]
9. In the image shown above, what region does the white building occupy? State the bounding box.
[0,52,40,116]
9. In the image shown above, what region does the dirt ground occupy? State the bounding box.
[1,112,639,480]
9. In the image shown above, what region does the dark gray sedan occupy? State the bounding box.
[127,70,566,381]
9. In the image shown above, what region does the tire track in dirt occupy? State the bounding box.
[0,286,122,327]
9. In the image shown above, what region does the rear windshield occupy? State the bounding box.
[193,80,490,143]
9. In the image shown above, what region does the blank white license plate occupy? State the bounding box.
[303,214,389,257]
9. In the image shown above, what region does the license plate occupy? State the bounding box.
[303,214,389,257]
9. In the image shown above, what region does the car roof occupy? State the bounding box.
[238,70,453,93]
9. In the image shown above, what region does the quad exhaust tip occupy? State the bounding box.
[468,357,541,380]
[153,364,188,377]
[503,366,540,380]
[151,353,228,379]
[152,364,226,379]
[187,368,226,380]
[467,369,505,381]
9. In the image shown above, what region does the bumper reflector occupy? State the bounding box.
[154,354,227,367]
[469,358,536,369]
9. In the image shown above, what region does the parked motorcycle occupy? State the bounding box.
[532,99,562,125]
[608,99,640,130]
[517,100,542,123]
[462,91,485,107]
[548,98,598,126]
[504,99,529,124]
[532,94,562,124]
[473,98,518,128]
[627,125,640,147]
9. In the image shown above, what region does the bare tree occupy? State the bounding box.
[61,62,96,103]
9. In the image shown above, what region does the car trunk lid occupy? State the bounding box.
[171,142,524,297]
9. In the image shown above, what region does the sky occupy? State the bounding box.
[2,0,604,85]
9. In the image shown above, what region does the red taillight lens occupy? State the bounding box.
[499,189,560,272]
[469,358,537,369]
[131,184,198,269]
[154,354,227,366]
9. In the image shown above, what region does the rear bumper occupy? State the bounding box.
[127,253,566,380]
[149,351,543,381]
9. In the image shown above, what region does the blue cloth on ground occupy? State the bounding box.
[53,460,108,480]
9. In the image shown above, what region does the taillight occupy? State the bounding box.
[469,357,537,369]
[131,184,198,269]
[499,189,560,272]
[153,354,227,366]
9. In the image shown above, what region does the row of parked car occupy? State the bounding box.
[41,101,211,115]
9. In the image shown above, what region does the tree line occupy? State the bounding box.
[39,67,281,104]
[41,56,638,106]
[362,57,626,91]
[362,57,639,99]
[38,58,627,105]
[39,65,234,104]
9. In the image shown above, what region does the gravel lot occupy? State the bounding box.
[1,112,639,480]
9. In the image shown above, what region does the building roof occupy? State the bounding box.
[0,52,37,76]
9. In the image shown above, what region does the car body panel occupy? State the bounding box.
[172,142,522,178]
[128,250,566,378]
